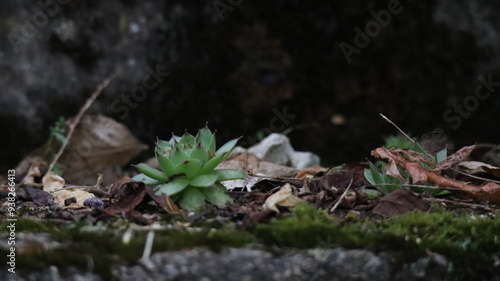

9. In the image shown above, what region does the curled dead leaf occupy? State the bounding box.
[372,146,500,204]
[263,183,303,212]
[434,144,475,171]
[42,172,95,208]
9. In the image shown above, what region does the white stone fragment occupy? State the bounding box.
[231,133,321,169]
[290,151,320,169]
[247,133,295,166]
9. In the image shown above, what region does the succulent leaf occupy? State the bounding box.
[215,138,239,156]
[198,127,216,152]
[189,145,209,162]
[155,177,190,196]
[133,163,168,181]
[175,159,203,179]
[199,153,226,174]
[156,153,176,177]
[156,140,170,150]
[202,183,233,207]
[171,134,181,143]
[170,150,189,166]
[132,173,165,185]
[179,132,196,147]
[190,173,218,187]
[178,186,206,211]
[213,169,246,181]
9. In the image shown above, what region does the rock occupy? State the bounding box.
[2,247,495,280]
[242,133,321,168]
[247,133,295,166]
[290,151,321,169]
[394,254,453,281]
[115,248,392,281]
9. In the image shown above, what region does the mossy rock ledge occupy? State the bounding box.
[1,204,499,280]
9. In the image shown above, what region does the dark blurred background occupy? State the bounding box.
[1,0,499,171]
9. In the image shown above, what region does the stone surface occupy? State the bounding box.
[240,133,321,168]
[290,151,321,169]
[247,133,295,166]
[2,247,481,281]
[114,248,406,281]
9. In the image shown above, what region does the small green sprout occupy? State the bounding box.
[43,117,67,175]
[133,126,246,211]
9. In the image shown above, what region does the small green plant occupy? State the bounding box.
[43,117,67,175]
[133,126,246,211]
[364,135,449,197]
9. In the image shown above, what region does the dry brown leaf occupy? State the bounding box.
[263,183,303,212]
[482,167,500,179]
[218,152,298,190]
[405,162,428,185]
[42,172,95,208]
[221,152,297,177]
[145,186,181,214]
[458,161,500,179]
[385,159,403,179]
[434,144,475,171]
[60,114,147,185]
[372,189,430,217]
[18,114,147,186]
[103,178,146,215]
[394,149,434,166]
[21,161,47,185]
[372,146,500,203]
[24,186,54,206]
[295,166,328,179]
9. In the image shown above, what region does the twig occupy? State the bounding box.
[49,174,111,197]
[46,71,120,174]
[139,230,156,270]
[424,197,497,212]
[329,178,353,213]
[379,113,416,144]
[451,168,500,185]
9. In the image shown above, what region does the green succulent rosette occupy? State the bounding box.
[133,126,245,210]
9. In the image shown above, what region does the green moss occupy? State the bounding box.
[254,203,500,278]
[0,217,62,232]
[153,227,255,252]
[253,203,340,248]
[3,217,254,279]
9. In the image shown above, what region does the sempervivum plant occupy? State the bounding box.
[133,126,246,211]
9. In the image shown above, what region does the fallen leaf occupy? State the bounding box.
[241,209,276,230]
[295,166,328,179]
[25,186,54,207]
[434,144,475,171]
[372,146,500,203]
[21,161,48,185]
[20,114,147,186]
[42,172,95,208]
[217,152,297,191]
[263,183,303,212]
[145,186,181,214]
[221,152,298,177]
[459,161,500,179]
[372,188,430,217]
[103,178,180,216]
[386,159,403,179]
[405,162,428,185]
[103,178,146,215]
